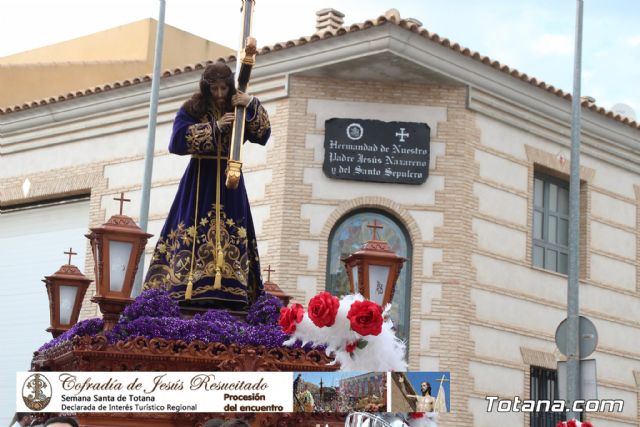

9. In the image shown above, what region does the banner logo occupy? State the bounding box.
[22,373,52,411]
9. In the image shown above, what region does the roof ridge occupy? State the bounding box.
[1,13,637,131]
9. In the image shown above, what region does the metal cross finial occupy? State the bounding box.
[264,265,275,282]
[64,247,77,265]
[113,192,131,215]
[367,220,384,240]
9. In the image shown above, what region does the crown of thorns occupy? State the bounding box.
[201,62,233,83]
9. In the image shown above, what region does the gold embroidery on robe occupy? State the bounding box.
[185,122,214,154]
[143,204,260,300]
[247,104,270,141]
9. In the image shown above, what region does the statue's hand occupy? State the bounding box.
[232,91,252,107]
[217,113,235,133]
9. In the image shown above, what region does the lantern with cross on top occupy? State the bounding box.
[42,248,92,337]
[85,192,152,330]
[262,265,291,307]
[342,220,407,307]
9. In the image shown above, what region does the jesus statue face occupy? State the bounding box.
[209,80,230,109]
[421,382,431,395]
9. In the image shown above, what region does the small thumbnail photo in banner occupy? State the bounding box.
[390,371,450,413]
[293,371,387,413]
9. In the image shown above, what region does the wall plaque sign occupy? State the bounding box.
[323,118,430,184]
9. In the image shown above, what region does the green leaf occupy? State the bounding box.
[357,339,368,349]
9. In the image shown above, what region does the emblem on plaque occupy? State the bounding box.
[346,123,364,140]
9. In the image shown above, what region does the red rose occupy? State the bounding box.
[581,422,593,427]
[555,423,564,427]
[566,420,577,427]
[409,412,425,419]
[347,300,383,336]
[308,291,340,327]
[345,341,358,353]
[278,303,304,335]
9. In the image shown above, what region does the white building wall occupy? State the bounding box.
[473,112,640,426]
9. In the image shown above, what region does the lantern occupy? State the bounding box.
[86,193,152,330]
[262,265,291,306]
[342,220,406,307]
[43,249,91,337]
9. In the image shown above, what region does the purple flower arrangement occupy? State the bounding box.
[38,317,104,352]
[246,293,283,325]
[119,288,181,321]
[37,289,309,352]
[193,308,240,324]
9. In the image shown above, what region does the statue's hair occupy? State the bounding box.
[183,62,236,119]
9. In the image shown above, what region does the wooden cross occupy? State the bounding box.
[264,265,275,282]
[367,220,384,240]
[113,192,131,215]
[64,247,77,265]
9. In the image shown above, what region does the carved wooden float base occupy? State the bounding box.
[32,335,339,372]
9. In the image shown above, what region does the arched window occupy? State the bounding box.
[326,209,412,339]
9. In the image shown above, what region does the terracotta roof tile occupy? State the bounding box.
[0,58,231,115]
[1,14,638,131]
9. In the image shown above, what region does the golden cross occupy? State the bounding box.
[64,247,77,265]
[264,265,275,282]
[113,192,131,215]
[367,220,384,240]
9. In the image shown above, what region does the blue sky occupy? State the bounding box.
[1,0,638,115]
[405,0,640,116]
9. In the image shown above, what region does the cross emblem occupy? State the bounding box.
[367,220,384,240]
[264,265,275,282]
[395,127,409,142]
[64,247,77,265]
[113,192,131,215]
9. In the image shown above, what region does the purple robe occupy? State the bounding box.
[143,99,270,312]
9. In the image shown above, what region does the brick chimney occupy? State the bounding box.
[315,8,345,34]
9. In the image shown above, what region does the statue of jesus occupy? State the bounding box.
[143,62,270,313]
[406,381,436,412]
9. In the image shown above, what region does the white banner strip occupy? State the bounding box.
[17,372,292,413]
